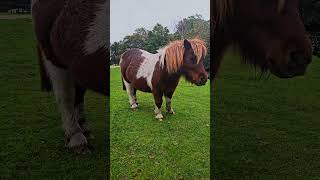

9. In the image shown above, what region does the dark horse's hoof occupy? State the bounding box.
[65,132,92,154]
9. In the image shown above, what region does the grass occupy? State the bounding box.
[110,68,210,179]
[213,52,320,178]
[0,19,108,178]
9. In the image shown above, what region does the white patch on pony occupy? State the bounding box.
[84,1,107,55]
[136,50,160,90]
[119,54,123,64]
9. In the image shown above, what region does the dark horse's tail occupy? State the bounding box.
[36,45,52,91]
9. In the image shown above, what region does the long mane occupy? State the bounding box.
[213,0,234,26]
[159,39,207,74]
[213,0,286,26]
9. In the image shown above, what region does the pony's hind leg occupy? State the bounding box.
[44,59,89,153]
[133,88,138,105]
[123,79,138,109]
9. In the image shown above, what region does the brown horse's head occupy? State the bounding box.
[181,40,208,86]
[161,39,208,86]
[214,0,313,78]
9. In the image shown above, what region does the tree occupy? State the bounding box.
[175,15,210,69]
[144,24,171,53]
[300,0,320,32]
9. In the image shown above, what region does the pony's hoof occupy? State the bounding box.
[131,103,138,109]
[155,113,164,120]
[167,108,175,114]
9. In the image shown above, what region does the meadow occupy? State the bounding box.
[0,19,108,178]
[110,68,210,179]
[213,53,320,178]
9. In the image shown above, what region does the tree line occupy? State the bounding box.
[110,15,210,69]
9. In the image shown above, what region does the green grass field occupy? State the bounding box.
[110,68,210,179]
[213,53,320,178]
[0,19,108,178]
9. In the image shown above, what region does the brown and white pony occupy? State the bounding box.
[212,0,313,79]
[120,39,208,120]
[32,0,109,153]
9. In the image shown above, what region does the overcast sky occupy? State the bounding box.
[110,0,210,43]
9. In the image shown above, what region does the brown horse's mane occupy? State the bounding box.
[160,38,207,74]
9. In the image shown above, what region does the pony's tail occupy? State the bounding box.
[122,77,126,91]
[119,54,126,91]
[37,45,52,92]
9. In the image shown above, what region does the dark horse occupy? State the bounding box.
[120,39,208,120]
[212,0,313,79]
[32,0,109,153]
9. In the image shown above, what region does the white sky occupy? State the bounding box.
[110,0,210,43]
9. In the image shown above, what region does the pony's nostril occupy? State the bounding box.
[290,51,309,65]
[200,76,207,84]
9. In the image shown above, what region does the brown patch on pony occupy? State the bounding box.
[120,49,143,82]
[160,39,207,74]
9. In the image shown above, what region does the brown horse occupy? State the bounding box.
[212,0,313,79]
[120,39,208,120]
[32,0,109,153]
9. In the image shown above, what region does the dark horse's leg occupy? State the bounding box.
[75,84,94,139]
[153,89,164,120]
[43,59,89,153]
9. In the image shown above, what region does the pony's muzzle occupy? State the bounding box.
[196,76,208,86]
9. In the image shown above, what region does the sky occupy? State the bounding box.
[110,0,210,43]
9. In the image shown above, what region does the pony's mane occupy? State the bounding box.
[159,39,207,74]
[213,0,286,25]
[213,0,234,26]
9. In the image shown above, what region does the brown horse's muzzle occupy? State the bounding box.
[195,73,208,86]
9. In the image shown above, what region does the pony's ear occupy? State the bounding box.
[184,39,192,49]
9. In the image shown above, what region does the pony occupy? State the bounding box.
[212,0,313,79]
[32,0,109,153]
[120,39,208,120]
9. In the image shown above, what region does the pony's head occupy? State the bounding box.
[160,39,208,86]
[214,0,313,78]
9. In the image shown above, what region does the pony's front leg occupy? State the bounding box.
[165,96,175,114]
[153,90,164,121]
[44,60,89,153]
